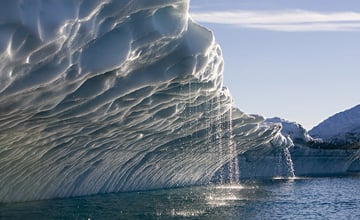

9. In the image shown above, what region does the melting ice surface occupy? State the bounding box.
[0,0,290,202]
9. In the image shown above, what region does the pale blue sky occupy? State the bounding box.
[190,0,360,129]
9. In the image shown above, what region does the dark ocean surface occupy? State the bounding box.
[1,176,359,219]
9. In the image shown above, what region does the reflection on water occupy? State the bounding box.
[0,183,262,219]
[0,176,359,219]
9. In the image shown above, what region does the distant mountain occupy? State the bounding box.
[309,104,360,146]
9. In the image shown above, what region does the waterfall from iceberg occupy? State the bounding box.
[0,0,290,202]
[283,147,296,178]
[228,98,240,183]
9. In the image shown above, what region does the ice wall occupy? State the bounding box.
[0,0,289,202]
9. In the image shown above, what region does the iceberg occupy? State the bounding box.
[234,116,360,179]
[0,0,289,202]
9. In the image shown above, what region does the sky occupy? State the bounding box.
[189,0,360,130]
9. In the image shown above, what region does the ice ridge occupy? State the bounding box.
[0,0,289,202]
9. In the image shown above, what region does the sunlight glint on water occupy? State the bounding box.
[1,177,359,219]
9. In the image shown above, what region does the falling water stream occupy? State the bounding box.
[228,101,240,184]
[211,91,241,184]
[283,147,296,178]
[215,94,225,183]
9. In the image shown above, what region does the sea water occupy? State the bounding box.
[1,176,359,219]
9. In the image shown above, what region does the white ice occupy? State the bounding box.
[0,0,289,202]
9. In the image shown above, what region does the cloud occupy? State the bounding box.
[190,10,360,32]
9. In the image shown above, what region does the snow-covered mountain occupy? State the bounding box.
[310,104,360,146]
